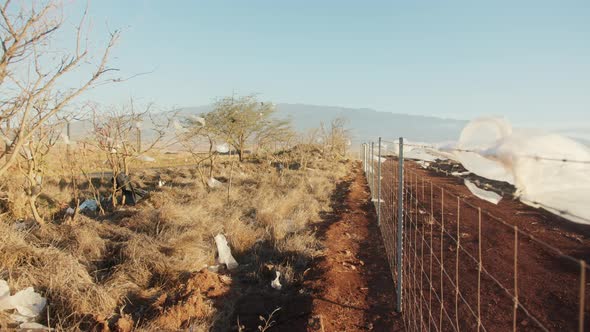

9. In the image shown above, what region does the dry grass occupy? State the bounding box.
[0,147,349,331]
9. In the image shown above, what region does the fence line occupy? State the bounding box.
[362,138,589,332]
[401,142,590,165]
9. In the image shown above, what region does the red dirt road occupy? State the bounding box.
[303,162,402,331]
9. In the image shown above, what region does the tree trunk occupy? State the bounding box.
[29,195,44,225]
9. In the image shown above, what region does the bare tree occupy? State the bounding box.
[85,102,172,209]
[319,117,350,160]
[207,95,288,162]
[0,0,120,177]
[16,100,63,224]
[254,117,294,156]
[176,114,220,183]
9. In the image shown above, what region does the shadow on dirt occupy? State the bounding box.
[207,177,354,331]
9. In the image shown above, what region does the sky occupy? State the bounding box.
[59,0,590,128]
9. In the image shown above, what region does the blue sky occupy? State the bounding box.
[62,0,589,127]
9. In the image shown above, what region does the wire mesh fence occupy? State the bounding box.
[360,138,589,332]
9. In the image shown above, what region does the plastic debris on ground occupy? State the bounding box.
[214,234,239,270]
[60,133,70,145]
[136,155,156,162]
[0,279,49,330]
[271,271,282,290]
[464,180,502,205]
[207,177,223,189]
[216,143,230,153]
[79,199,98,212]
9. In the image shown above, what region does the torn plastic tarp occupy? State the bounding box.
[214,234,238,270]
[464,180,502,205]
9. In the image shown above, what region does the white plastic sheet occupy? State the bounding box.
[464,180,502,205]
[214,234,238,270]
[452,117,590,224]
[0,279,48,329]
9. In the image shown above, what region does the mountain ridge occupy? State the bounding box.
[176,103,468,143]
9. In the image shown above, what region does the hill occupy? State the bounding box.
[177,103,467,144]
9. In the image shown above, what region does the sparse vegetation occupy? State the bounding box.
[0,135,350,330]
[0,2,358,331]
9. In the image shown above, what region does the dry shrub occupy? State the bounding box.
[0,146,351,331]
[0,222,118,329]
[104,235,177,290]
[31,221,107,267]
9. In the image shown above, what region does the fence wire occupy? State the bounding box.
[360,139,589,332]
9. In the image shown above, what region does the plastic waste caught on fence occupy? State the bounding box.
[216,143,230,153]
[464,180,502,205]
[452,117,590,224]
[214,234,239,270]
[207,177,223,189]
[79,199,98,212]
[0,279,49,329]
[271,271,282,290]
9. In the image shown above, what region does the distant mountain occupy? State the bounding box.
[177,103,468,144]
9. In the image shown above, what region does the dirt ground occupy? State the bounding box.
[223,161,401,331]
[378,159,590,331]
[144,158,590,331]
[301,162,401,331]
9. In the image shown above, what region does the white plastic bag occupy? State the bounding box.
[207,177,222,189]
[11,287,47,318]
[0,280,47,326]
[0,279,10,310]
[19,322,51,330]
[216,143,229,153]
[137,155,155,162]
[214,234,238,270]
[271,271,282,290]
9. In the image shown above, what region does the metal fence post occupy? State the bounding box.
[364,143,367,174]
[397,137,404,313]
[377,137,382,226]
[371,142,375,197]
